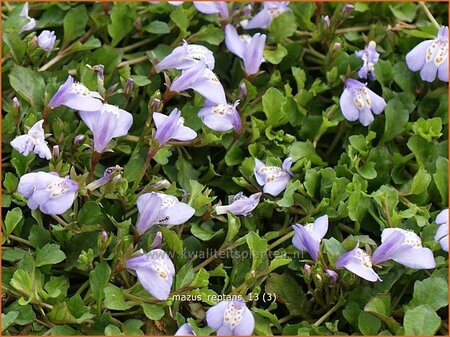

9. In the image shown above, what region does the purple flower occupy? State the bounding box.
[194,2,228,19]
[156,41,215,72]
[151,231,163,250]
[175,323,195,336]
[198,100,241,132]
[10,120,51,160]
[79,103,133,153]
[254,157,293,197]
[48,76,103,111]
[136,192,195,235]
[325,269,339,283]
[215,192,262,216]
[372,229,436,269]
[342,4,355,15]
[435,209,448,252]
[243,2,290,30]
[126,249,175,300]
[154,108,197,145]
[292,215,328,261]
[355,41,379,81]
[339,78,387,126]
[170,61,226,104]
[225,25,266,76]
[206,300,255,336]
[17,172,78,215]
[37,30,56,52]
[406,26,448,82]
[19,3,36,34]
[335,243,381,282]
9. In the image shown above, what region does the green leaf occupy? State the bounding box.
[269,11,297,42]
[389,2,417,22]
[90,262,111,310]
[408,277,448,311]
[28,225,51,249]
[107,3,137,47]
[160,227,184,255]
[9,66,46,110]
[170,6,190,33]
[3,301,35,326]
[142,303,165,320]
[3,32,26,64]
[144,21,171,35]
[78,201,103,226]
[191,24,224,45]
[380,98,410,143]
[264,44,288,64]
[433,157,448,204]
[262,87,288,127]
[63,5,88,43]
[104,284,132,310]
[358,312,381,335]
[1,311,19,332]
[400,167,431,195]
[246,232,268,271]
[289,141,325,165]
[5,207,22,236]
[10,270,33,299]
[393,62,415,92]
[404,305,441,335]
[373,59,393,86]
[35,244,66,267]
[3,172,18,193]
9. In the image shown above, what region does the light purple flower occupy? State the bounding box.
[19,3,36,34]
[155,41,215,72]
[175,323,195,336]
[206,300,255,336]
[243,2,290,30]
[355,41,379,81]
[335,243,381,282]
[194,2,228,19]
[292,215,328,261]
[406,26,448,82]
[339,78,387,126]
[198,100,241,132]
[48,76,103,111]
[435,209,448,252]
[254,157,293,197]
[372,228,435,269]
[126,249,175,300]
[37,30,56,52]
[79,103,133,153]
[170,61,226,104]
[151,231,163,250]
[17,172,78,215]
[154,108,197,145]
[10,120,51,160]
[215,192,262,216]
[136,192,195,235]
[225,25,266,76]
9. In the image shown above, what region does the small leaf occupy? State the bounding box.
[35,244,66,267]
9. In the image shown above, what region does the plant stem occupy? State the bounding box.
[88,151,102,181]
[313,299,343,327]
[418,2,440,29]
[8,234,32,246]
[131,144,158,193]
[117,55,149,68]
[335,25,370,34]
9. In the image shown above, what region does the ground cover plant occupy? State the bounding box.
[1,1,449,335]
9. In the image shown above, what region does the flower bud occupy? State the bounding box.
[151,98,162,112]
[12,97,20,110]
[125,78,134,96]
[151,231,163,249]
[333,42,341,51]
[239,82,247,101]
[153,179,171,190]
[93,64,104,81]
[73,134,85,145]
[342,4,355,15]
[304,263,312,276]
[101,230,108,242]
[322,15,330,29]
[52,145,60,159]
[325,269,339,283]
[241,4,253,16]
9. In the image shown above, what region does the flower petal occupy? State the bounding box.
[244,9,272,29]
[339,88,359,122]
[206,301,229,329]
[311,215,328,241]
[136,193,163,234]
[367,88,387,115]
[232,308,255,336]
[406,40,432,72]
[225,24,245,59]
[263,173,290,196]
[344,260,381,282]
[392,246,436,269]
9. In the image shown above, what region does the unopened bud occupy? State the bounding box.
[322,15,330,29]
[125,78,134,96]
[151,231,163,249]
[12,97,20,110]
[93,64,104,81]
[73,134,85,145]
[325,269,339,283]
[101,231,108,242]
[333,42,341,51]
[52,145,60,159]
[342,4,355,15]
[239,82,247,101]
[153,179,171,190]
[151,98,162,112]
[134,17,143,32]
[304,264,311,276]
